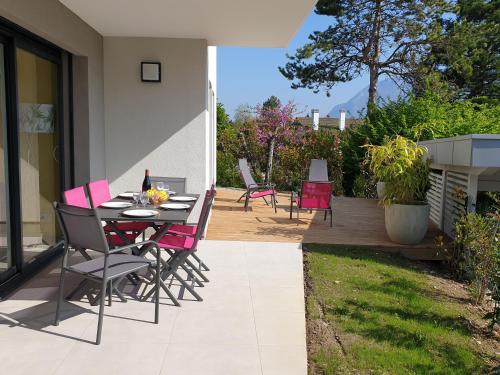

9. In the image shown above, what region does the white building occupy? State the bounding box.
[0,0,315,294]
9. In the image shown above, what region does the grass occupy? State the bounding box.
[304,244,492,375]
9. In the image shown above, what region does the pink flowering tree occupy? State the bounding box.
[255,97,298,183]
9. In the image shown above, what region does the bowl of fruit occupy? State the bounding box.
[146,189,169,206]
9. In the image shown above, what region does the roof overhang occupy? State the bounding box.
[59,0,316,47]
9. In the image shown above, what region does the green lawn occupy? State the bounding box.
[305,244,493,375]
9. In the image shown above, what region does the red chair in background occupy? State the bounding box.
[290,181,333,227]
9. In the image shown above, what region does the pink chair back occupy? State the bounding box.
[300,181,332,209]
[87,179,112,207]
[63,186,89,208]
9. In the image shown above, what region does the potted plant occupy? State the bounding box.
[366,136,431,245]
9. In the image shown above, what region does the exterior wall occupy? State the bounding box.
[103,37,209,198]
[0,0,105,184]
[207,46,217,186]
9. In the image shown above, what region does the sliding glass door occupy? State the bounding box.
[0,19,70,295]
[16,47,60,266]
[0,41,13,281]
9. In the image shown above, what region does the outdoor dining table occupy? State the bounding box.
[66,192,199,304]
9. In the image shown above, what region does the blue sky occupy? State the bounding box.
[217,9,369,119]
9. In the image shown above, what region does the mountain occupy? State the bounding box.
[328,79,404,118]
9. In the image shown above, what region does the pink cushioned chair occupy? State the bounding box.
[290,181,333,227]
[87,179,149,234]
[141,189,214,304]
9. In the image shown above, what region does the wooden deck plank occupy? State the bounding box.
[206,188,444,260]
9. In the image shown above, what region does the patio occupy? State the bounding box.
[207,188,444,260]
[0,240,307,375]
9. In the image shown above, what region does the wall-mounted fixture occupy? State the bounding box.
[141,62,161,82]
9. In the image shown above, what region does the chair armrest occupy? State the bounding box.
[248,182,275,191]
[109,240,160,254]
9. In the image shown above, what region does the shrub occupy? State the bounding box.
[454,213,499,306]
[365,136,430,205]
[341,92,500,196]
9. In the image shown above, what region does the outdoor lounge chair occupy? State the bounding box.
[308,159,328,181]
[290,180,334,227]
[53,202,161,345]
[237,158,277,212]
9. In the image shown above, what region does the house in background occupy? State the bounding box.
[0,0,316,296]
[295,109,363,131]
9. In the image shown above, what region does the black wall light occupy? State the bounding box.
[141,62,161,82]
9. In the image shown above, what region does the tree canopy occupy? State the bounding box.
[279,0,449,106]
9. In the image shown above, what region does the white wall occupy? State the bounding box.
[207,46,217,186]
[103,37,209,198]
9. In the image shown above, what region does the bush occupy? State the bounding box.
[341,92,500,196]
[216,123,343,193]
[365,136,430,205]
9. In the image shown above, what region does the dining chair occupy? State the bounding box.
[290,180,334,227]
[237,158,277,212]
[53,202,161,345]
[150,176,186,194]
[64,185,145,248]
[308,159,329,182]
[87,179,150,235]
[142,189,213,303]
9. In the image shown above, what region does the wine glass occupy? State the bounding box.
[156,182,165,191]
[132,192,140,207]
[139,192,149,207]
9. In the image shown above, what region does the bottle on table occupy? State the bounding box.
[142,169,152,192]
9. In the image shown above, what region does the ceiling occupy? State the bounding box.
[59,0,316,47]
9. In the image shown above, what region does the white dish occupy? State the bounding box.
[100,201,132,209]
[121,209,158,218]
[118,192,137,199]
[160,203,190,210]
[167,191,176,195]
[169,196,196,202]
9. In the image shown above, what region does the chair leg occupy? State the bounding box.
[191,253,209,271]
[108,280,112,307]
[96,277,107,345]
[184,257,209,282]
[330,209,333,227]
[54,248,69,326]
[244,195,250,212]
[324,211,327,221]
[272,193,277,213]
[289,197,293,220]
[236,192,246,202]
[155,251,160,323]
[54,269,66,326]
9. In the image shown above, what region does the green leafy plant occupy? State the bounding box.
[365,136,430,205]
[454,213,499,306]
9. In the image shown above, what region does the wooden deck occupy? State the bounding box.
[206,188,444,260]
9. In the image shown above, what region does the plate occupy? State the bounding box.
[100,201,132,209]
[121,209,158,218]
[160,203,190,210]
[169,196,196,202]
[118,192,137,199]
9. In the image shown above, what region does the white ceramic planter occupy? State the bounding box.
[384,203,430,245]
[376,182,386,200]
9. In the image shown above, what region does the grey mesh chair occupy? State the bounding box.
[237,158,277,212]
[308,159,328,181]
[53,202,162,345]
[150,176,186,194]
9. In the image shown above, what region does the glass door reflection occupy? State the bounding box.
[16,48,60,265]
